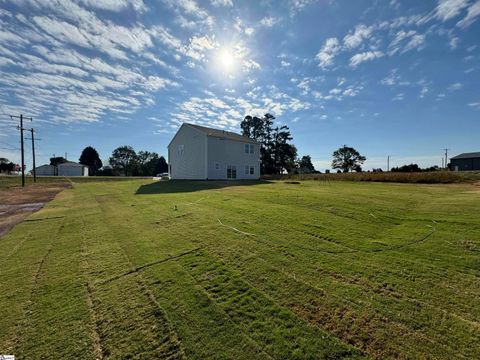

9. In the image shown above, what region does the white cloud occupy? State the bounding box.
[392,93,405,101]
[210,0,233,6]
[260,17,280,27]
[435,0,470,21]
[242,59,261,71]
[403,34,425,52]
[281,60,290,67]
[343,24,373,49]
[448,82,463,90]
[183,35,217,60]
[288,0,316,15]
[457,0,480,27]
[419,86,429,98]
[449,36,460,49]
[349,50,383,67]
[164,0,214,29]
[78,0,147,12]
[468,101,480,108]
[244,27,254,36]
[316,37,341,68]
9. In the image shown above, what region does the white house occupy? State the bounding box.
[168,123,260,180]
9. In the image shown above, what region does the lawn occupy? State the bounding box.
[0,179,479,359]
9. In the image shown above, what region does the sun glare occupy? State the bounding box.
[218,49,235,71]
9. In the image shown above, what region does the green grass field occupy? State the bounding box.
[1,179,479,359]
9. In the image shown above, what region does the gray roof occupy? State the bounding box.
[450,152,480,160]
[58,161,86,167]
[186,123,258,144]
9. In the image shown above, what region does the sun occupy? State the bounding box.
[218,49,235,71]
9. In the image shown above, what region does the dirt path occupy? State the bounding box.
[0,184,70,237]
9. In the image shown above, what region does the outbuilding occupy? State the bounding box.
[450,152,480,171]
[34,162,89,176]
[34,164,55,176]
[58,162,89,176]
[168,123,260,180]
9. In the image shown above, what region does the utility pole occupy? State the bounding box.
[11,114,32,187]
[443,148,450,170]
[387,155,390,172]
[25,129,40,183]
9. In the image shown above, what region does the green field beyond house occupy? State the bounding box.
[1,180,479,359]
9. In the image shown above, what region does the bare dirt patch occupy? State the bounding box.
[0,184,70,237]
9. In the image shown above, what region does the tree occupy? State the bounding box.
[156,156,168,174]
[297,155,315,173]
[79,146,103,176]
[136,151,168,176]
[109,146,137,176]
[0,158,16,174]
[240,113,297,174]
[50,156,68,166]
[391,163,421,172]
[331,145,366,173]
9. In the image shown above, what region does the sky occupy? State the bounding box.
[0,0,479,171]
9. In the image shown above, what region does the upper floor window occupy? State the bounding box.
[178,144,184,155]
[244,143,254,154]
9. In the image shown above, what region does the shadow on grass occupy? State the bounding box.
[135,179,271,194]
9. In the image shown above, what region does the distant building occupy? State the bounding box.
[450,152,480,171]
[168,123,260,180]
[35,164,55,176]
[34,161,89,176]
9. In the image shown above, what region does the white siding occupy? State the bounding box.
[206,136,260,180]
[168,124,207,179]
[58,164,87,176]
[35,165,55,176]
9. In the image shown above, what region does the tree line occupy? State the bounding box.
[76,146,167,176]
[240,114,367,174]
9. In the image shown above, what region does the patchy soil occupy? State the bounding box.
[0,184,70,237]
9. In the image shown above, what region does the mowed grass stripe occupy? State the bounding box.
[79,187,186,359]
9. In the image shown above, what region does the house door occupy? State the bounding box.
[227,165,236,179]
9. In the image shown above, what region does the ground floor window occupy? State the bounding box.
[227,165,236,179]
[244,165,255,175]
[215,163,220,170]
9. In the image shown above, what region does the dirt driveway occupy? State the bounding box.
[0,184,70,237]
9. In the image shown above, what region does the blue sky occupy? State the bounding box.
[0,0,479,171]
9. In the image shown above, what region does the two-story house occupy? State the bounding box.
[167,123,261,180]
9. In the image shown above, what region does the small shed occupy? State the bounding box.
[450,152,480,171]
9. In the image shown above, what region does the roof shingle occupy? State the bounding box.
[186,123,258,144]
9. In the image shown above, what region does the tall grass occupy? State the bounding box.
[264,171,480,183]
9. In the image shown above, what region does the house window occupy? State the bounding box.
[227,165,237,179]
[178,144,184,155]
[245,165,255,175]
[215,163,220,170]
[245,143,254,154]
